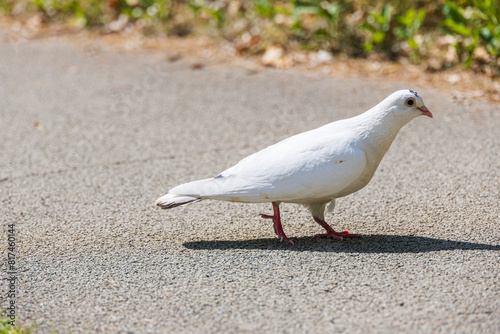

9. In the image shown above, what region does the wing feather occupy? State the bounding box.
[202,129,366,203]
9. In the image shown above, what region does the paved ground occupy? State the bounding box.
[0,31,499,333]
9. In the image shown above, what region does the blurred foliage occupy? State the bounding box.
[0,0,172,31]
[0,314,36,334]
[0,0,499,71]
[442,0,500,66]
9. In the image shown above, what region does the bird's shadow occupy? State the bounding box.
[183,235,499,253]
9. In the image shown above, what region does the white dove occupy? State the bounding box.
[156,90,432,245]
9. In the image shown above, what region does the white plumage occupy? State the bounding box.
[156,90,432,244]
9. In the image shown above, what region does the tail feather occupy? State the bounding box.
[156,177,231,209]
[155,193,202,209]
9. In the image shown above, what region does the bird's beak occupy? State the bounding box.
[418,105,433,118]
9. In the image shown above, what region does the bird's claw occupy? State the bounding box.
[278,235,294,245]
[314,232,343,240]
[260,211,294,245]
[338,231,362,238]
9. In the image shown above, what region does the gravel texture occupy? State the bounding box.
[0,32,499,333]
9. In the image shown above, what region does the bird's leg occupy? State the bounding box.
[260,202,294,245]
[313,217,361,239]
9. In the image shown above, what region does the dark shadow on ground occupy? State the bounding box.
[183,235,500,253]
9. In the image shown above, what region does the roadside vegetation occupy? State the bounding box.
[0,0,499,74]
[0,315,35,334]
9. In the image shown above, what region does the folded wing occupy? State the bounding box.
[171,129,367,203]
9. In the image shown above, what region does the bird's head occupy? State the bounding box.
[384,90,433,121]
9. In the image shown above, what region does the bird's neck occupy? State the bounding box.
[355,106,411,158]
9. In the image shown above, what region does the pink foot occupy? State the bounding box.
[313,217,361,240]
[260,214,278,235]
[260,204,294,245]
[277,232,294,245]
[314,232,343,239]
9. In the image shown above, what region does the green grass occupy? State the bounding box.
[0,315,36,334]
[0,0,499,72]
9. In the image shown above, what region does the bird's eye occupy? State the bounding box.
[405,98,415,107]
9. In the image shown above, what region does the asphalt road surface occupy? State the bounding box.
[1,31,499,333]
